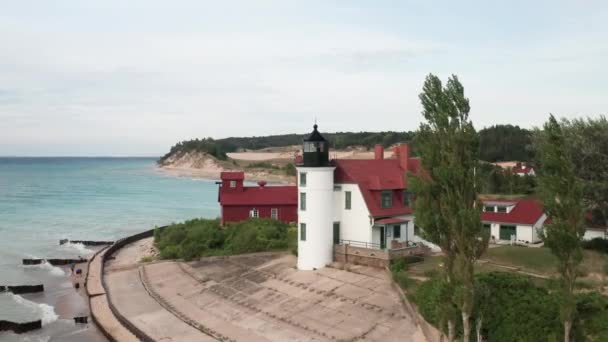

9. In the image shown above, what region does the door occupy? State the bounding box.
[333,222,340,245]
[499,225,516,240]
[380,226,386,249]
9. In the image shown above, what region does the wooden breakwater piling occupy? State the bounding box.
[60,239,114,246]
[22,258,88,266]
[0,284,44,294]
[0,320,42,334]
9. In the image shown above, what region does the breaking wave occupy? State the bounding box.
[5,292,58,326]
[22,261,65,277]
[60,242,94,256]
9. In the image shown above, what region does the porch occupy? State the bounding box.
[334,239,428,268]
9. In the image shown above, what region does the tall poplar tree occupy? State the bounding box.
[536,115,586,342]
[412,74,488,341]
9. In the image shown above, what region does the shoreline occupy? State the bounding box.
[157,165,294,185]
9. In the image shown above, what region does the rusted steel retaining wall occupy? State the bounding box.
[0,320,42,334]
[0,284,44,294]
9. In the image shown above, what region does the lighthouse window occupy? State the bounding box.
[300,192,306,211]
[300,223,307,241]
[381,191,393,208]
[300,172,307,187]
[345,191,352,210]
[304,142,315,152]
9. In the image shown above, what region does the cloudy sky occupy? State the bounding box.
[1,1,607,156]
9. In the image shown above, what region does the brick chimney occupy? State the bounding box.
[396,144,410,171]
[374,144,384,160]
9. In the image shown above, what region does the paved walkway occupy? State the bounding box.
[102,242,426,341]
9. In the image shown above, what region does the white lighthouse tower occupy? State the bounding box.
[296,124,335,270]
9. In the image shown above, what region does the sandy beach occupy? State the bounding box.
[158,148,396,184]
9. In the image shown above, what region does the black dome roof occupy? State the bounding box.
[303,124,327,142]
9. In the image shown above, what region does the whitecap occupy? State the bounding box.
[7,293,59,326]
[22,261,65,277]
[60,241,94,256]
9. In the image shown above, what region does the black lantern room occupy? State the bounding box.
[302,124,329,167]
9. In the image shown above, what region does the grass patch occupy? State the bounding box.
[483,246,558,275]
[139,256,155,263]
[407,255,443,276]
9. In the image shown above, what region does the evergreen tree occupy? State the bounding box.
[412,74,488,341]
[536,115,586,342]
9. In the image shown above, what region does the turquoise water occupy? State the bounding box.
[0,157,219,340]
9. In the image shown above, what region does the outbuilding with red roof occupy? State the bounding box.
[481,199,546,244]
[218,172,297,225]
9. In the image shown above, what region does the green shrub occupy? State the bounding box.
[390,257,408,273]
[155,217,292,260]
[287,226,298,256]
[160,245,181,259]
[393,270,413,289]
[582,238,608,254]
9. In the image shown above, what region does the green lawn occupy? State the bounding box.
[483,246,558,275]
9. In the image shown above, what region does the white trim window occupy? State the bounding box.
[271,208,279,220]
[250,208,259,218]
[229,180,237,188]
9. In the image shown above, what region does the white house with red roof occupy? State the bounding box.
[295,124,433,270]
[512,164,536,177]
[481,199,546,244]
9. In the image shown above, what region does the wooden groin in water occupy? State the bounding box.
[0,284,44,294]
[0,320,42,334]
[59,239,114,246]
[22,258,87,266]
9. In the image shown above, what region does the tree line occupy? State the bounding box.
[159,125,535,165]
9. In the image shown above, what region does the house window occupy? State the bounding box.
[300,223,307,241]
[271,208,278,220]
[250,208,259,218]
[381,191,392,208]
[300,192,306,211]
[484,205,494,212]
[333,185,342,191]
[497,206,507,213]
[402,190,413,207]
[229,180,237,188]
[393,225,401,239]
[345,191,352,210]
[300,172,307,187]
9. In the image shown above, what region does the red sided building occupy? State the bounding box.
[217,172,298,225]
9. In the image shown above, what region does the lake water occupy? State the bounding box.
[0,157,219,341]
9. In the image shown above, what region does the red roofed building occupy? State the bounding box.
[218,172,297,225]
[328,144,426,250]
[512,164,536,177]
[481,199,546,244]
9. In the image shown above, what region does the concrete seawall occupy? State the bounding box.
[86,227,167,342]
